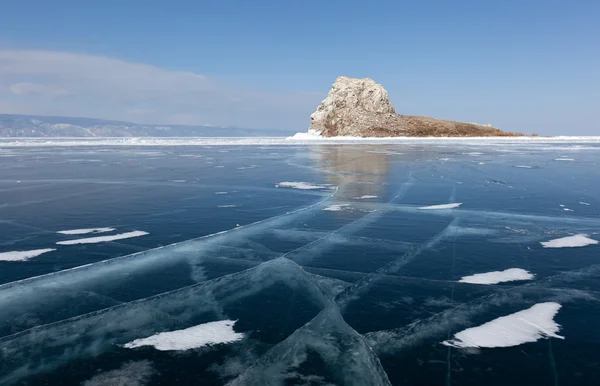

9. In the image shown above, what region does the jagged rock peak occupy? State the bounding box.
[308,76,522,138]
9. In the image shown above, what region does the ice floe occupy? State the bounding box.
[218,205,238,208]
[419,203,462,210]
[57,227,115,235]
[541,234,598,248]
[57,231,149,245]
[275,181,332,190]
[124,320,244,351]
[0,248,56,262]
[579,202,591,206]
[214,191,228,195]
[442,302,563,348]
[459,268,534,285]
[515,165,533,168]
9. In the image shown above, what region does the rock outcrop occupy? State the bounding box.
[309,76,521,137]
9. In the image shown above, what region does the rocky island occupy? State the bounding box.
[308,76,522,137]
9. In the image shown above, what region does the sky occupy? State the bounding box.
[0,0,598,134]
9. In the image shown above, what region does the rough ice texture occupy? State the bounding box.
[57,231,148,245]
[459,268,534,285]
[57,227,115,235]
[228,307,392,386]
[0,248,55,262]
[82,360,154,386]
[307,76,521,137]
[442,302,563,348]
[124,320,244,351]
[541,234,598,248]
[419,203,462,210]
[275,181,332,190]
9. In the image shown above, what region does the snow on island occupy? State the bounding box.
[57,231,149,245]
[418,203,462,210]
[123,320,244,351]
[541,234,598,248]
[459,268,534,285]
[0,248,56,262]
[442,302,563,348]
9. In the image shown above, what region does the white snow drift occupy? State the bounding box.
[57,231,148,245]
[442,302,563,348]
[541,234,598,248]
[459,268,534,285]
[0,248,56,262]
[123,320,244,351]
[57,227,115,235]
[419,203,462,210]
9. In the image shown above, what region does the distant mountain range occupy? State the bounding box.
[0,114,294,137]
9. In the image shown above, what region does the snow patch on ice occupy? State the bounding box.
[276,181,332,190]
[419,203,462,210]
[323,204,351,212]
[0,248,56,262]
[541,234,598,248]
[554,158,574,161]
[57,227,115,235]
[354,195,378,199]
[123,320,244,351]
[459,268,534,285]
[57,231,148,245]
[442,302,563,348]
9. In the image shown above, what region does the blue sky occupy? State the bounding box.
[0,0,598,134]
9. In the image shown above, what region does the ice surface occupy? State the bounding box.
[275,181,332,190]
[554,158,575,161]
[82,360,154,386]
[541,234,598,248]
[442,302,563,348]
[419,203,462,210]
[459,268,534,285]
[354,195,378,199]
[0,258,342,383]
[57,227,115,235]
[56,230,149,245]
[0,248,55,262]
[124,320,244,351]
[228,306,392,386]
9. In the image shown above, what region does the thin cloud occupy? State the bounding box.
[0,50,324,130]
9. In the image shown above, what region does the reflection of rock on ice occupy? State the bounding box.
[310,145,390,214]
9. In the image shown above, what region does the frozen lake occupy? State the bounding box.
[0,138,599,385]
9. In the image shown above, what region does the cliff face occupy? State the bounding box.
[308,76,521,137]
